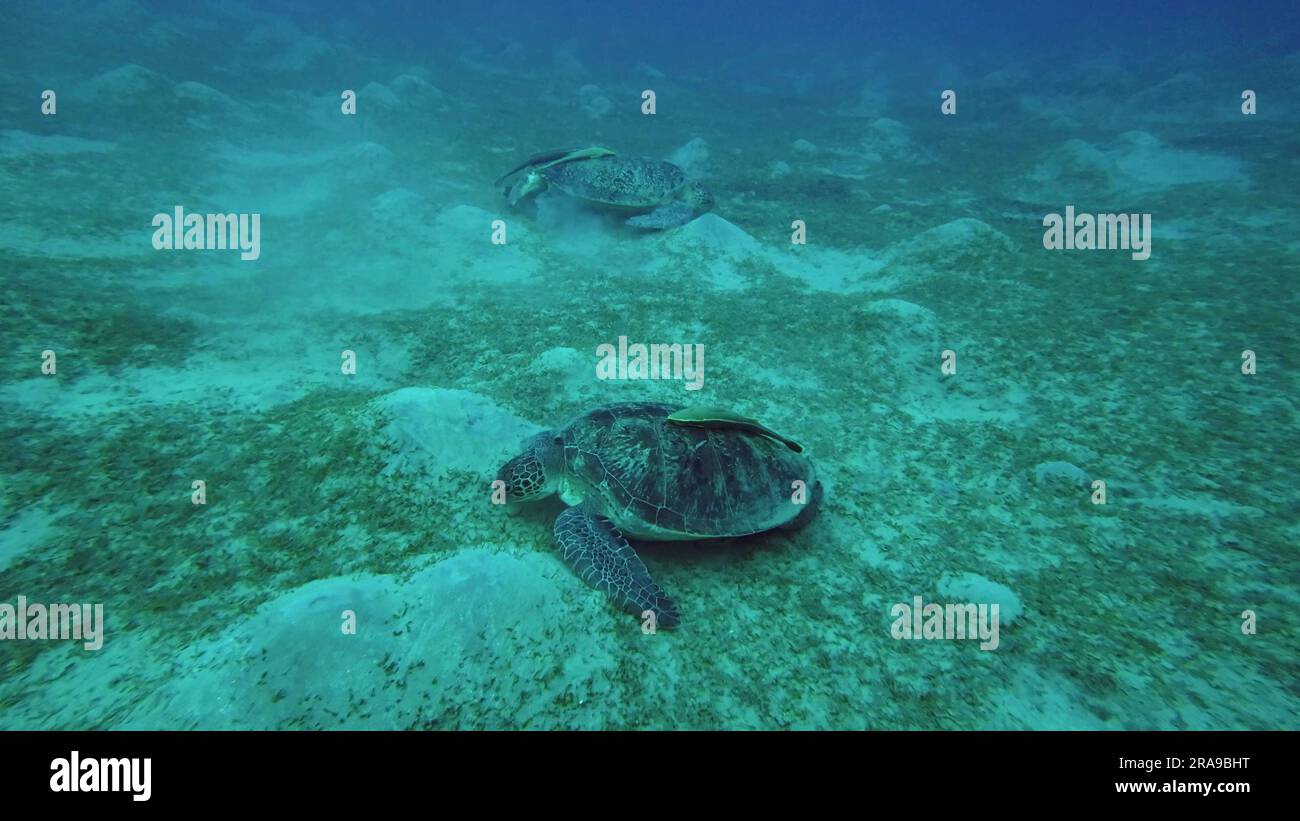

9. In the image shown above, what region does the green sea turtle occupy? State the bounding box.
[496,147,715,229]
[495,403,822,627]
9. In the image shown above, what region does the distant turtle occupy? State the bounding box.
[495,147,715,229]
[495,403,822,627]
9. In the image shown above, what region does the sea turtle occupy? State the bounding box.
[495,147,715,229]
[495,403,822,627]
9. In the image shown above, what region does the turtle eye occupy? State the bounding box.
[552,435,563,446]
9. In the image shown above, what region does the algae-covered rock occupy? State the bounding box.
[937,572,1024,627]
[122,549,618,729]
[370,387,540,481]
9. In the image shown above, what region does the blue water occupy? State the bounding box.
[0,0,1296,729]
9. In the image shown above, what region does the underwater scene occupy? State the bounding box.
[1,0,1297,731]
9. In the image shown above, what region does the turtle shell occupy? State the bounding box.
[557,403,818,540]
[542,156,686,210]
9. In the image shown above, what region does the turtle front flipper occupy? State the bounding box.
[553,505,680,628]
[626,201,697,230]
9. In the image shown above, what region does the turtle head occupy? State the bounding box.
[685,182,714,214]
[507,170,546,206]
[496,431,563,502]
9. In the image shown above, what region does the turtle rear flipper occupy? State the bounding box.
[781,480,823,531]
[626,201,697,230]
[553,505,680,628]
